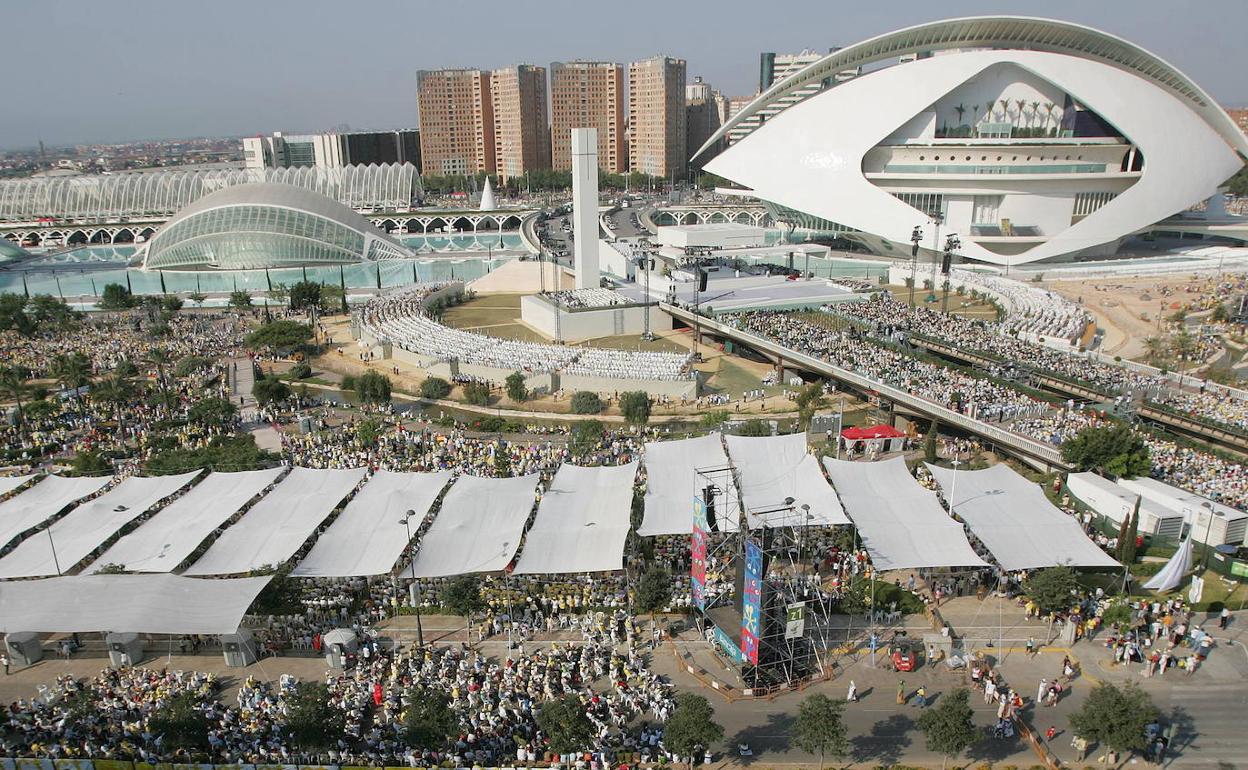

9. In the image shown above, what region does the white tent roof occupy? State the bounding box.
[406,473,540,578]
[925,463,1119,571]
[185,467,367,575]
[1143,536,1192,593]
[724,432,848,528]
[513,463,637,574]
[640,434,739,536]
[0,574,271,634]
[292,469,452,577]
[0,475,35,498]
[0,472,199,578]
[87,468,285,573]
[824,457,988,570]
[0,475,113,549]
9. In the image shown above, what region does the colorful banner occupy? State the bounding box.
[691,495,709,610]
[740,538,763,664]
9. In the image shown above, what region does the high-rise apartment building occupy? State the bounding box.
[685,77,724,170]
[726,50,838,147]
[549,61,626,174]
[489,65,551,182]
[242,129,420,170]
[686,76,712,102]
[628,55,687,179]
[416,69,495,176]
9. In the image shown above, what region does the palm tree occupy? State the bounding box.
[0,366,30,432]
[144,348,173,413]
[1142,336,1170,367]
[1029,101,1041,130]
[1014,99,1026,129]
[90,375,130,424]
[998,98,1010,123]
[51,352,91,402]
[953,103,967,128]
[1043,102,1057,134]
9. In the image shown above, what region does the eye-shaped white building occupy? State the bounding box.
[697,16,1248,266]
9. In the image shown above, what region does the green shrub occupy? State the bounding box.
[420,377,452,400]
[289,361,312,380]
[570,391,603,414]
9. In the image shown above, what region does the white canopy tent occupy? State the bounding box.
[406,473,540,578]
[87,468,286,573]
[0,574,271,634]
[513,463,637,574]
[0,475,35,497]
[185,467,367,575]
[1143,536,1193,593]
[0,475,113,549]
[639,434,739,535]
[823,457,988,570]
[0,472,199,578]
[293,469,452,577]
[724,433,848,528]
[925,463,1120,571]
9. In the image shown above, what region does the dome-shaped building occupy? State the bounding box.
[139,182,412,270]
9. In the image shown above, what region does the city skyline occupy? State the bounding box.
[2,0,1245,149]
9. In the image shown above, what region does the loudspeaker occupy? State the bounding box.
[698,269,708,292]
[941,253,952,274]
[911,242,919,257]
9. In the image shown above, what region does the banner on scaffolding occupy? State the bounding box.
[691,495,708,610]
[740,538,763,664]
[784,602,805,640]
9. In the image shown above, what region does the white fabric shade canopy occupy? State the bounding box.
[406,473,540,578]
[185,467,367,575]
[293,469,452,577]
[639,434,739,535]
[513,463,637,574]
[725,432,848,528]
[0,475,35,498]
[0,574,271,634]
[925,463,1120,571]
[87,468,285,573]
[824,457,988,570]
[0,475,112,549]
[0,472,199,578]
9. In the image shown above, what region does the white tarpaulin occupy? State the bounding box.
[406,473,540,577]
[513,463,637,574]
[823,457,988,570]
[0,475,112,549]
[87,468,286,573]
[925,463,1120,571]
[0,574,271,634]
[293,469,452,577]
[725,432,848,528]
[1143,536,1192,593]
[186,467,367,575]
[640,434,739,536]
[0,475,35,498]
[0,472,199,578]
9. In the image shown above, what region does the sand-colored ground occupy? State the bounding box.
[465,259,574,294]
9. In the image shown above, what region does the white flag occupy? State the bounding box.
[1188,575,1204,604]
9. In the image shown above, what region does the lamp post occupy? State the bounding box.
[908,225,923,306]
[926,210,944,303]
[398,510,423,648]
[940,233,961,313]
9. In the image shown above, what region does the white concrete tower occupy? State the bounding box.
[571,127,600,289]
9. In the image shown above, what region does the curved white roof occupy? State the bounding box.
[699,16,1248,159]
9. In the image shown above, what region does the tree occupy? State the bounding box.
[505,371,528,402]
[145,435,272,475]
[793,693,849,770]
[162,294,184,314]
[0,293,33,335]
[89,375,130,422]
[535,694,596,755]
[925,418,939,462]
[1024,566,1079,636]
[145,347,174,411]
[403,686,460,750]
[147,691,211,753]
[284,681,345,750]
[70,450,111,476]
[27,295,79,330]
[252,375,291,406]
[356,418,382,447]
[245,320,312,351]
[570,391,602,414]
[1068,682,1159,759]
[50,352,91,398]
[175,355,211,378]
[0,365,31,429]
[98,283,135,311]
[1212,303,1230,323]
[268,282,290,308]
[735,418,771,437]
[441,575,484,618]
[634,566,672,616]
[187,396,238,429]
[1121,506,1140,565]
[570,419,603,456]
[793,382,826,430]
[463,380,491,406]
[319,283,346,315]
[663,693,724,768]
[187,291,206,307]
[288,280,322,312]
[917,688,978,768]
[355,371,392,404]
[1060,423,1151,479]
[420,377,452,400]
[619,391,652,425]
[228,289,253,310]
[289,361,312,380]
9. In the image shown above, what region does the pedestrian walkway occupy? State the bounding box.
[229,357,256,411]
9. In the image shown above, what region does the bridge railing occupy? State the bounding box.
[663,304,1067,467]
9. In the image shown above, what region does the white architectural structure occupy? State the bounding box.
[698,17,1248,266]
[572,128,601,288]
[479,175,497,211]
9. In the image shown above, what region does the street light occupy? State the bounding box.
[940,233,962,314]
[398,509,423,648]
[925,210,944,303]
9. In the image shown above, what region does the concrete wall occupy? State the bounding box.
[560,372,697,399]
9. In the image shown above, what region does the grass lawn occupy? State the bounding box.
[574,334,688,354]
[442,294,524,330]
[880,284,1001,320]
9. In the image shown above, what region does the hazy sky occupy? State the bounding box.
[3,0,1244,149]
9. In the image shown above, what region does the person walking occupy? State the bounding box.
[915,685,928,708]
[896,679,906,705]
[847,680,858,703]
[1,654,9,675]
[1220,607,1231,630]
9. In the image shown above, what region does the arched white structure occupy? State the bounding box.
[701,17,1248,265]
[140,183,412,270]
